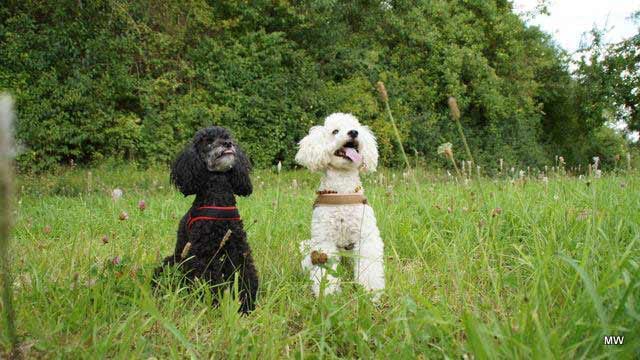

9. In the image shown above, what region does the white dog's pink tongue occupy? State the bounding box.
[344,147,362,163]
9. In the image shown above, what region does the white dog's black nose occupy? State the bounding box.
[222,141,233,148]
[348,130,358,138]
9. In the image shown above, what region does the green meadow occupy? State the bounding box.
[1,166,639,358]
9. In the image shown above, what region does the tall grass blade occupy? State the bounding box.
[462,312,493,360]
[137,284,199,359]
[560,255,608,326]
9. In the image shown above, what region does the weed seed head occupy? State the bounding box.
[437,142,453,159]
[376,81,388,102]
[447,97,461,121]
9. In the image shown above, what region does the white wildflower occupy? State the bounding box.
[111,188,123,201]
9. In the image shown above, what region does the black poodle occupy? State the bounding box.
[154,126,258,313]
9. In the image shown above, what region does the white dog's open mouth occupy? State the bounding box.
[334,140,362,163]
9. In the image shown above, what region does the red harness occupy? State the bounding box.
[187,206,241,231]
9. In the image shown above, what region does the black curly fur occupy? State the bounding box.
[154,126,258,314]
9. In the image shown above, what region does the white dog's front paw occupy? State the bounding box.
[312,278,341,298]
[299,240,313,271]
[308,256,340,298]
[301,255,313,272]
[370,289,384,304]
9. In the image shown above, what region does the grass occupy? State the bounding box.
[1,164,639,358]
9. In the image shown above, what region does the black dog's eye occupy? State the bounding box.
[332,129,339,135]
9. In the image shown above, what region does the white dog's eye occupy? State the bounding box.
[332,129,339,135]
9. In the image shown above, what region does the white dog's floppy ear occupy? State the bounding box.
[295,126,332,172]
[358,125,378,173]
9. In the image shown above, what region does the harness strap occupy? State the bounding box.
[187,206,241,231]
[313,193,368,208]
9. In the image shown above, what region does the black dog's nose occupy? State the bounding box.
[222,141,233,148]
[347,130,358,138]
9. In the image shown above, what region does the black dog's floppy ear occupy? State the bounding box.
[227,145,253,196]
[170,145,205,196]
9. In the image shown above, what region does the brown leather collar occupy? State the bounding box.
[313,193,368,208]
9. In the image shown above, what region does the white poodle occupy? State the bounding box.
[295,113,385,300]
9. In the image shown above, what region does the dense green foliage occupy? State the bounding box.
[0,1,636,171]
[2,166,639,357]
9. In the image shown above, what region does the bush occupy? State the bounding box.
[2,1,629,171]
[1,2,323,170]
[588,126,628,170]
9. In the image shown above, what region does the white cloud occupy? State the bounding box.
[513,1,639,142]
[513,0,638,53]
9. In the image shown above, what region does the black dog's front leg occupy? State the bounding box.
[238,262,259,314]
[153,216,190,285]
[224,247,259,314]
[204,258,257,314]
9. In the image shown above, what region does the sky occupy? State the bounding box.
[512,0,638,54]
[513,0,639,140]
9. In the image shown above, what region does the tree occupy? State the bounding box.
[574,13,639,134]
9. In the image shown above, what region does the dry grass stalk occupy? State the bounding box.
[219,229,232,249]
[447,97,476,174]
[447,96,486,202]
[377,81,433,223]
[180,242,192,259]
[377,81,410,170]
[212,229,233,258]
[0,94,18,354]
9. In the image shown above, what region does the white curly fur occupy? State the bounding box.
[296,113,384,301]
